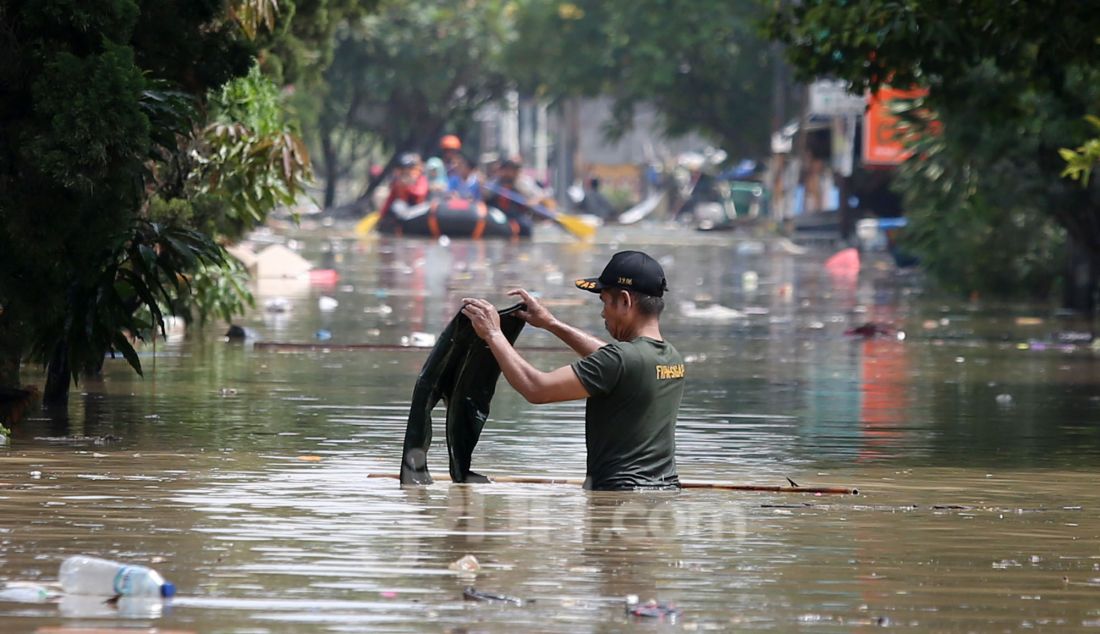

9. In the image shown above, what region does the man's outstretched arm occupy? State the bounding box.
[462,298,590,404]
[508,288,606,357]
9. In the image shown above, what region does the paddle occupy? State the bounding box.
[618,192,664,225]
[354,202,432,236]
[481,182,596,240]
[354,211,380,236]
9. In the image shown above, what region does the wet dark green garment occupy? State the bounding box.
[570,337,685,490]
[399,303,526,485]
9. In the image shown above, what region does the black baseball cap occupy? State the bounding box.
[575,250,668,297]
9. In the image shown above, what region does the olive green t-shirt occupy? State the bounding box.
[570,337,685,490]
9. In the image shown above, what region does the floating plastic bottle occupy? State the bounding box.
[0,582,56,603]
[58,555,175,598]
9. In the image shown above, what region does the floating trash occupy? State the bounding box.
[309,269,339,286]
[680,301,745,321]
[463,586,528,606]
[774,237,807,255]
[401,332,437,347]
[626,595,681,621]
[844,322,895,338]
[0,582,59,603]
[449,554,480,575]
[224,325,259,341]
[318,296,339,311]
[263,297,292,313]
[736,241,765,256]
[741,270,758,292]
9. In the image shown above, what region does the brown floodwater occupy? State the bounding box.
[2,223,1099,632]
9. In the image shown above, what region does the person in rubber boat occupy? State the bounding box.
[439,134,463,179]
[482,157,534,234]
[447,151,481,200]
[461,251,685,491]
[379,152,428,225]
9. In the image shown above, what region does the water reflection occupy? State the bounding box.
[3,225,1100,631]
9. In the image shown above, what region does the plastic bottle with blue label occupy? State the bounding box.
[58,555,175,598]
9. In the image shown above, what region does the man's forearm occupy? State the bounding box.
[544,318,605,357]
[487,332,547,402]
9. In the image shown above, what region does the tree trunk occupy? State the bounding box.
[1064,235,1098,322]
[321,133,339,210]
[0,343,18,389]
[43,341,70,407]
[838,175,855,242]
[0,311,21,389]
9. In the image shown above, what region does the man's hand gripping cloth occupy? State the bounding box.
[399,303,526,484]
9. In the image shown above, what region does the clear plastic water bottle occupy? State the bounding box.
[58,555,176,598]
[0,582,56,603]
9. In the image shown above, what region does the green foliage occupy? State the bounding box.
[187,65,313,238]
[508,0,778,157]
[767,1,1100,301]
[249,0,379,88]
[26,220,226,381]
[25,43,150,191]
[767,1,1100,96]
[889,75,1067,298]
[184,258,255,327]
[229,0,281,41]
[302,0,513,206]
[1060,116,1100,186]
[0,0,315,400]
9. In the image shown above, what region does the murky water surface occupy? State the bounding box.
[3,224,1100,632]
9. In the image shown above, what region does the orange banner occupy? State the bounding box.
[862,86,928,166]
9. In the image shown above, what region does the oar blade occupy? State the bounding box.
[556,213,597,240]
[355,211,380,236]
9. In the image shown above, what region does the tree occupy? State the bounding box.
[508,0,780,159]
[299,0,522,210]
[0,0,313,405]
[1061,116,1100,186]
[767,1,1100,308]
[888,87,1065,298]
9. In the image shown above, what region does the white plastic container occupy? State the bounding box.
[58,555,175,598]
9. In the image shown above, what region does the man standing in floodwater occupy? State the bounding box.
[461,251,685,490]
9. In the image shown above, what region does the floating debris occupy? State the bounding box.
[449,554,480,575]
[680,301,745,321]
[626,596,682,621]
[844,322,895,338]
[0,582,59,603]
[741,270,759,291]
[34,435,121,445]
[463,587,528,606]
[401,332,437,347]
[774,237,807,255]
[224,325,259,341]
[263,297,292,313]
